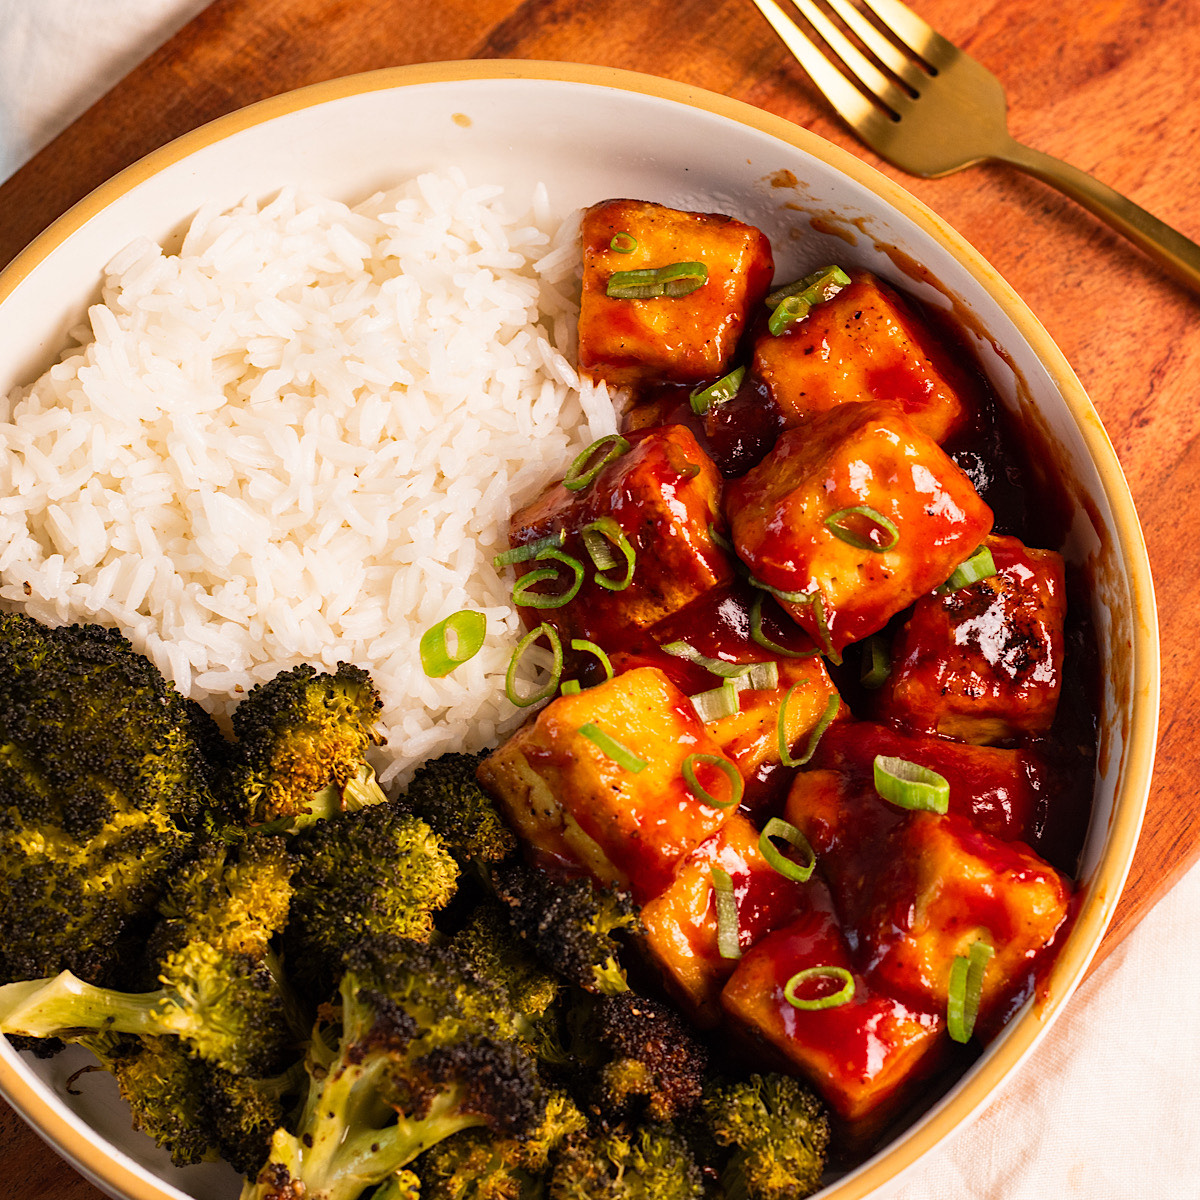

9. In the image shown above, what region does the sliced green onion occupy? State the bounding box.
[740,660,780,691]
[681,753,743,809]
[563,434,630,493]
[419,609,487,677]
[560,680,581,696]
[580,724,646,773]
[606,261,708,299]
[609,231,638,253]
[824,505,900,552]
[492,528,566,570]
[511,549,584,609]
[749,593,820,660]
[581,517,636,592]
[689,366,746,416]
[690,678,741,723]
[505,623,563,708]
[809,591,841,666]
[947,939,994,1043]
[747,574,812,606]
[860,634,891,690]
[938,545,998,593]
[778,688,840,768]
[711,866,742,959]
[571,638,614,681]
[768,293,812,335]
[783,966,855,1010]
[766,264,852,310]
[758,817,816,883]
[708,522,735,555]
[873,755,950,813]
[662,639,753,681]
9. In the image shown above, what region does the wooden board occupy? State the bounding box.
[0,0,1195,1192]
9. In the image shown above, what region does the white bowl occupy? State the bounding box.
[0,60,1159,1200]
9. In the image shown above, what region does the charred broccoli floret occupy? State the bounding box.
[0,834,297,1075]
[285,801,459,1000]
[229,662,389,829]
[0,613,224,985]
[199,1058,307,1176]
[403,751,518,870]
[548,1123,706,1200]
[701,1073,830,1200]
[414,1091,587,1200]
[491,862,640,995]
[242,934,549,1200]
[574,993,708,1127]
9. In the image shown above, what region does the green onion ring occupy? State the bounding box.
[681,752,744,809]
[505,623,563,708]
[662,639,755,680]
[710,866,742,960]
[560,680,581,696]
[873,755,950,813]
[758,817,816,883]
[419,609,487,677]
[749,593,820,660]
[783,965,855,1010]
[860,634,891,690]
[778,688,840,768]
[563,434,630,493]
[947,939,994,1043]
[510,549,584,609]
[938,545,998,593]
[579,723,647,773]
[581,517,637,592]
[708,522,735,555]
[570,638,615,681]
[768,293,812,336]
[609,231,638,253]
[606,261,708,300]
[824,505,900,552]
[690,366,746,415]
[765,264,852,310]
[492,528,566,569]
[690,679,741,723]
[747,574,813,606]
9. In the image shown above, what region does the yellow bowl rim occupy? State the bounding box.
[0,58,1159,1200]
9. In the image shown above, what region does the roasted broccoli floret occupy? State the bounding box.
[0,613,224,985]
[229,662,389,829]
[548,1123,706,1200]
[285,801,460,1000]
[403,752,518,870]
[573,993,708,1127]
[701,1073,830,1200]
[0,834,297,1075]
[492,862,639,995]
[414,1091,587,1200]
[199,1058,307,1176]
[242,934,550,1200]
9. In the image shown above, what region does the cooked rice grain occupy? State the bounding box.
[0,172,618,786]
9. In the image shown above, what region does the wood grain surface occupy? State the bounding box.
[0,0,1194,1193]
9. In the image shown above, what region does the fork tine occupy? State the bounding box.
[823,0,929,90]
[749,0,896,143]
[857,0,960,71]
[791,0,913,114]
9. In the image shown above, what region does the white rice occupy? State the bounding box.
[0,170,619,786]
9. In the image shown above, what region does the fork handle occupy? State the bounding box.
[998,139,1200,296]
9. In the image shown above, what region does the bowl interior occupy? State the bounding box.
[0,62,1157,1200]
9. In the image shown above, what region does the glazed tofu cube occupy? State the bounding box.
[578,199,774,388]
[877,535,1067,743]
[720,892,945,1129]
[507,425,735,647]
[794,718,1046,844]
[640,814,809,1025]
[751,272,974,443]
[855,813,1071,1030]
[476,666,735,902]
[725,401,994,654]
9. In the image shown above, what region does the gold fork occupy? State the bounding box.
[751,0,1200,295]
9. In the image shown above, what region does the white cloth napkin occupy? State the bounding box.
[1,2,1193,1195]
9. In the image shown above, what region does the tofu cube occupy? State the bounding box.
[855,812,1071,1029]
[725,401,994,654]
[476,666,735,902]
[720,892,945,1129]
[877,534,1067,742]
[751,272,974,443]
[507,425,735,646]
[578,199,774,387]
[640,814,809,1025]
